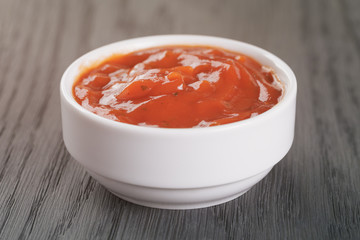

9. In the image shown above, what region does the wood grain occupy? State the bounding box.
[0,0,359,239]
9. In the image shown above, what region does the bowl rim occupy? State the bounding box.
[60,34,297,133]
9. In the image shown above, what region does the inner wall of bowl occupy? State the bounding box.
[62,35,293,107]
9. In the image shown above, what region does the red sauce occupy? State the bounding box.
[73,46,283,128]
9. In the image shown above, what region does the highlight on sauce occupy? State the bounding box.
[73,46,283,128]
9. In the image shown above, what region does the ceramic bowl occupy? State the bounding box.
[60,35,297,209]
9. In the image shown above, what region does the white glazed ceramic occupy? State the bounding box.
[60,35,297,209]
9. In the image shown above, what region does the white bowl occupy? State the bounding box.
[60,35,297,209]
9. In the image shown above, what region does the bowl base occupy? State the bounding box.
[87,167,272,210]
[109,188,251,209]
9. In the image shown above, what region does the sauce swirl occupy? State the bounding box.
[73,46,283,128]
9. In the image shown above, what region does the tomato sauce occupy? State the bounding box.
[73,46,283,128]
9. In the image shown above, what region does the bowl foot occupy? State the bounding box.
[87,167,272,210]
[108,188,251,209]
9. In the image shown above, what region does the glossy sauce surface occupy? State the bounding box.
[73,46,283,128]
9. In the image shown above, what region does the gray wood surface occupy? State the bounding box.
[0,0,359,239]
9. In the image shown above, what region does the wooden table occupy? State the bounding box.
[1,0,359,239]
